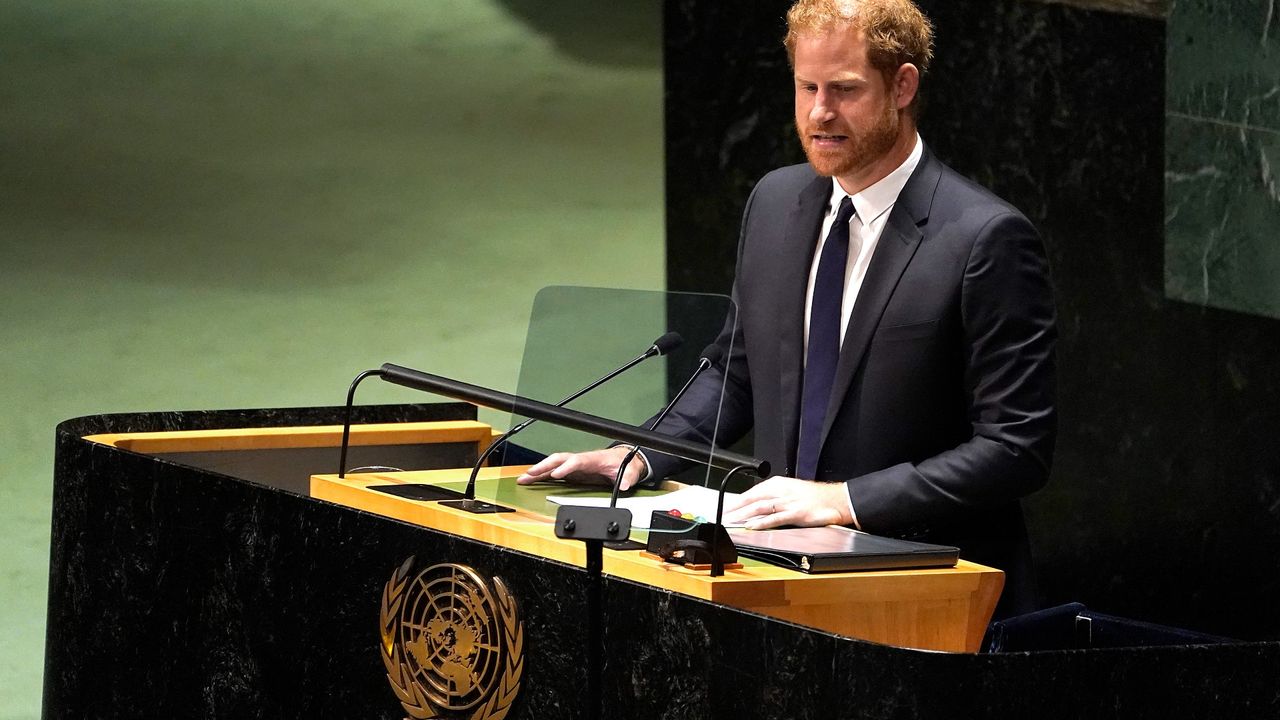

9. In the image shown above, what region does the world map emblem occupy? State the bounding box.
[381,558,524,720]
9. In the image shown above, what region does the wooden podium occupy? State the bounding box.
[45,404,1280,720]
[85,410,1002,654]
[310,468,1001,654]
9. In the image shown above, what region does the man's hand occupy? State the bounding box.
[515,446,648,491]
[722,476,853,530]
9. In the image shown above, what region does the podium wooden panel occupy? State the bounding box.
[310,468,1002,653]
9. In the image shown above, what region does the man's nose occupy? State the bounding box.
[809,91,835,124]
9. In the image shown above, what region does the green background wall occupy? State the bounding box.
[0,1,663,716]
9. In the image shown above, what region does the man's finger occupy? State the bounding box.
[744,509,792,530]
[549,455,587,480]
[724,485,779,513]
[515,453,569,484]
[723,497,782,524]
[524,453,568,476]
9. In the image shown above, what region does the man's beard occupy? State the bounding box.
[799,101,900,178]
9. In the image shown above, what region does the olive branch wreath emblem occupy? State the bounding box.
[380,558,524,720]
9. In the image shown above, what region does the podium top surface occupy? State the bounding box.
[311,466,1003,653]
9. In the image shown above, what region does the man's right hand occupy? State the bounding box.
[515,446,648,491]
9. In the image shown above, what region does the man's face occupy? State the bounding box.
[793,27,903,185]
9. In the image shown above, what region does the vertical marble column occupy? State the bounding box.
[1166,0,1280,318]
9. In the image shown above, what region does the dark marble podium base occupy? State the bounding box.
[45,405,1280,719]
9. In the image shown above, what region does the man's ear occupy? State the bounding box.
[893,63,920,110]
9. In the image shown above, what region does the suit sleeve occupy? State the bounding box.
[847,211,1057,531]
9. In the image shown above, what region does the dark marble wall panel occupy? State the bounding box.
[1022,0,1168,17]
[665,0,1280,640]
[1166,0,1280,318]
[664,1,798,294]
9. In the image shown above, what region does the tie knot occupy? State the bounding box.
[834,195,855,224]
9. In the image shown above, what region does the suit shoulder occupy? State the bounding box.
[740,163,821,223]
[931,161,1028,224]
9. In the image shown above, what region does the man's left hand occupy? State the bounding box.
[722,476,853,530]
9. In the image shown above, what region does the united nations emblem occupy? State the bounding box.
[380,558,524,720]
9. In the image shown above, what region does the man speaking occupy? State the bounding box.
[519,0,1056,616]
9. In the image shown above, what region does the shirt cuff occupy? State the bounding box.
[633,448,655,484]
[844,484,862,529]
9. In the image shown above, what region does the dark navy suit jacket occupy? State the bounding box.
[647,146,1057,616]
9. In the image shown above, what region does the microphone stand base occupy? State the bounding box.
[645,513,738,576]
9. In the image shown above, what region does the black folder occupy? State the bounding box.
[728,526,959,573]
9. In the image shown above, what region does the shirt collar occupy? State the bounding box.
[828,133,923,224]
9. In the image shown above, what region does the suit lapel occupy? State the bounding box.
[778,175,833,473]
[819,148,941,448]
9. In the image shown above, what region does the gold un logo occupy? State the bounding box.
[380,558,524,720]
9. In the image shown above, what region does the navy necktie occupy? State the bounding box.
[796,196,855,480]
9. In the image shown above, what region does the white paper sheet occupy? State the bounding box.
[546,485,745,530]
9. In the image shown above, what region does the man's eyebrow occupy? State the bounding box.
[794,75,866,85]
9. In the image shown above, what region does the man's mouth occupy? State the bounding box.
[810,133,848,145]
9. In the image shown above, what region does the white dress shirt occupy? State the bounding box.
[803,134,924,358]
[803,134,923,527]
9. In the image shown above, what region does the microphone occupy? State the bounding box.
[646,331,684,359]
[446,331,685,514]
[609,343,724,509]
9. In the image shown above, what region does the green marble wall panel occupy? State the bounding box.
[1166,0,1280,317]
